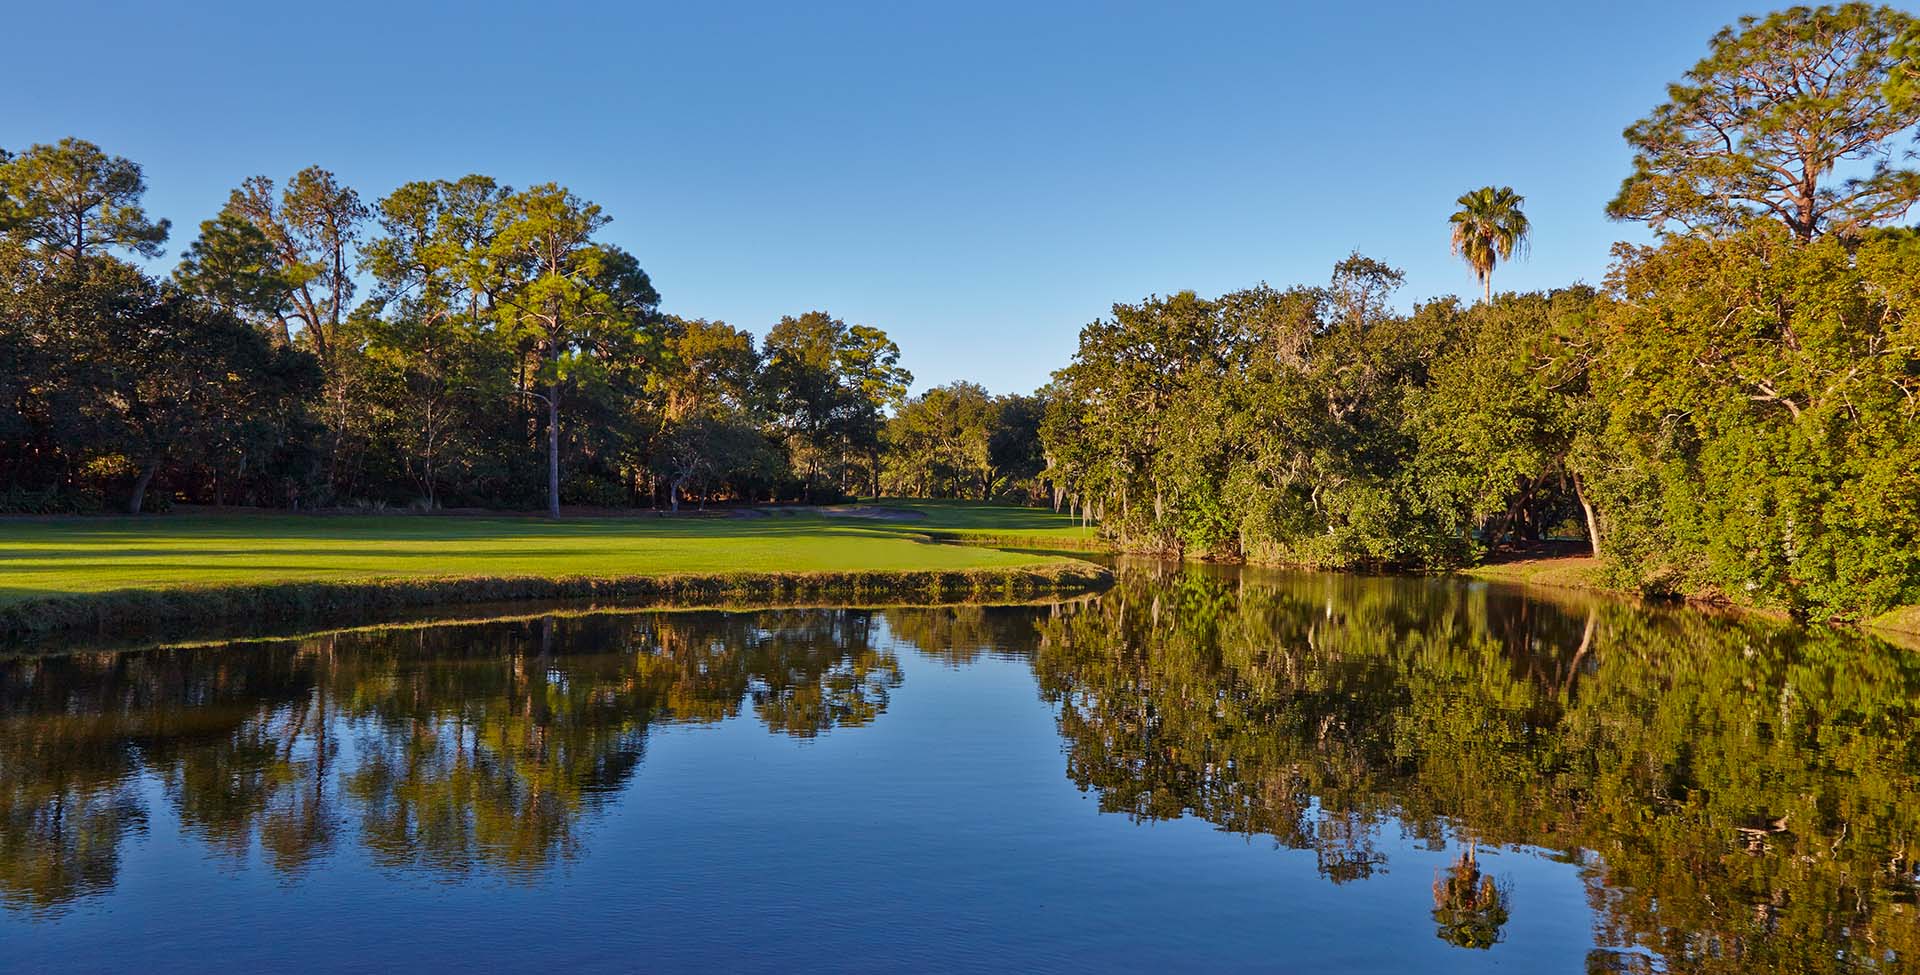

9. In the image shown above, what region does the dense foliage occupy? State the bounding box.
[880,382,1048,503]
[1039,225,1920,621]
[1039,5,1920,620]
[1041,257,1581,566]
[1588,227,1920,617]
[0,146,943,513]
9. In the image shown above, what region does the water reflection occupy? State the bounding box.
[3,566,1917,973]
[1034,562,1920,972]
[0,609,903,909]
[1433,844,1511,949]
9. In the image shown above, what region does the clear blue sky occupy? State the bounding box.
[5,1,1764,396]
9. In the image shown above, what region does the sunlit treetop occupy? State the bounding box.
[1607,3,1920,241]
[0,138,170,261]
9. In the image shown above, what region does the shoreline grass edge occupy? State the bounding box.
[0,562,1113,643]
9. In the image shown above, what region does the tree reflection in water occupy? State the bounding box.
[2,567,1917,974]
[0,609,902,903]
[1432,844,1510,948]
[1031,561,1920,972]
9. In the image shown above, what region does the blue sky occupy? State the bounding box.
[5,1,1765,395]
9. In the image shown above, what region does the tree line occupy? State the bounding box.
[0,132,1065,516]
[0,150,1016,515]
[1040,4,1920,622]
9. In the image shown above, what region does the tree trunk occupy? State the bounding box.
[1483,273,1491,306]
[1561,607,1597,696]
[128,463,156,515]
[546,383,562,518]
[1573,471,1601,558]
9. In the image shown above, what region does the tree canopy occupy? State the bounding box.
[0,138,170,261]
[1607,3,1920,240]
[1,152,927,514]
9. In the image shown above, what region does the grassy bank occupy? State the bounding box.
[1458,555,1607,592]
[0,505,1109,639]
[1869,606,1920,639]
[1462,553,1920,643]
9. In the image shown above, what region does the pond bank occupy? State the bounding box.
[1458,553,1920,642]
[0,563,1112,642]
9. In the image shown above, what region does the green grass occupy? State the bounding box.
[838,498,1106,549]
[0,507,1089,606]
[0,503,1113,640]
[1868,605,1920,638]
[1459,556,1606,592]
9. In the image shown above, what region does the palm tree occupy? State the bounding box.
[1448,186,1530,304]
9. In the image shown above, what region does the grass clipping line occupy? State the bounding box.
[0,563,1114,640]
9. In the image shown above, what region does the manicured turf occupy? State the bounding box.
[0,503,1094,606]
[845,498,1103,547]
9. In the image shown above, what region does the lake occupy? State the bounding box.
[2,561,1915,973]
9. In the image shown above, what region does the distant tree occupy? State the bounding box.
[182,168,370,496]
[1448,187,1529,304]
[763,312,850,500]
[762,312,907,501]
[360,177,516,507]
[649,317,768,507]
[487,184,658,516]
[836,324,913,411]
[1326,252,1406,328]
[653,317,758,422]
[834,323,911,497]
[172,212,286,323]
[883,382,995,498]
[360,175,512,335]
[0,138,169,261]
[988,392,1048,503]
[1607,4,1920,240]
[208,167,368,363]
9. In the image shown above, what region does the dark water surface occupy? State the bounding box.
[3,562,1917,973]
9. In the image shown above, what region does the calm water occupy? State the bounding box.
[3,562,1917,973]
